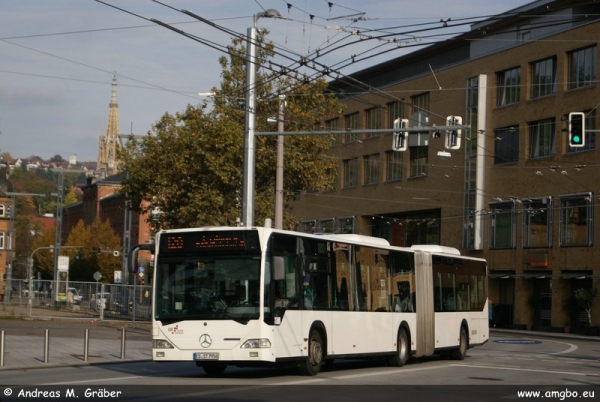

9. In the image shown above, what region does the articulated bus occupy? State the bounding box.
[131,226,488,376]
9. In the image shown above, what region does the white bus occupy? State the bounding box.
[131,226,488,376]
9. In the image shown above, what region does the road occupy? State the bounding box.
[0,331,598,401]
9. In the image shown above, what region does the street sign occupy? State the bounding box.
[57,256,70,272]
[93,271,102,282]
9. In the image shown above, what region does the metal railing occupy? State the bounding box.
[2,279,152,323]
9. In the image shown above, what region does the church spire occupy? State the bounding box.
[97,72,121,177]
[107,73,119,136]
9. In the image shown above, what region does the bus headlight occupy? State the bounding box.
[153,339,175,349]
[240,339,271,349]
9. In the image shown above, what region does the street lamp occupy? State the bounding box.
[241,9,281,227]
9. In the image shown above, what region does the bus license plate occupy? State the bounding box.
[194,352,219,360]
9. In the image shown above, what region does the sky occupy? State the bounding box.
[0,0,532,163]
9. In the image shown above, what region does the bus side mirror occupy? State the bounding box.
[272,256,285,281]
[128,244,154,274]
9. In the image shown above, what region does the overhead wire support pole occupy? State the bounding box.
[49,168,85,306]
[275,95,285,230]
[241,9,282,227]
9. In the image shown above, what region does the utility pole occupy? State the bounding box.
[275,95,285,229]
[50,169,84,305]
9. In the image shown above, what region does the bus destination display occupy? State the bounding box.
[161,230,259,253]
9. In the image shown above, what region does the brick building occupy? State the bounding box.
[62,173,153,283]
[291,0,599,332]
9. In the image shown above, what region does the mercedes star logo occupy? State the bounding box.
[199,334,212,348]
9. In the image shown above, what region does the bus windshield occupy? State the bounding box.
[154,254,261,325]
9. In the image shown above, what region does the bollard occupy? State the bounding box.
[43,329,50,363]
[120,328,126,360]
[0,330,4,367]
[84,329,89,362]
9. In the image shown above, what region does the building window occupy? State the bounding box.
[528,118,555,159]
[319,218,335,234]
[0,232,5,249]
[410,146,428,177]
[560,193,593,247]
[0,205,4,217]
[489,202,516,249]
[412,93,429,114]
[496,67,520,106]
[338,216,355,234]
[530,57,556,98]
[365,108,381,138]
[567,111,595,153]
[523,197,553,248]
[299,220,317,234]
[387,101,404,129]
[325,118,340,147]
[386,150,403,181]
[568,45,597,90]
[343,158,358,188]
[494,126,519,164]
[344,113,359,143]
[363,153,379,185]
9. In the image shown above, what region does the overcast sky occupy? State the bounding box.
[0,0,531,163]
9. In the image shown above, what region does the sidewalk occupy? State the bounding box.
[0,305,152,371]
[0,333,152,371]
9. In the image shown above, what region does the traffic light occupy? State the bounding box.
[568,112,585,147]
[445,116,462,150]
[392,118,409,151]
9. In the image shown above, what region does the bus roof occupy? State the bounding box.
[410,244,461,255]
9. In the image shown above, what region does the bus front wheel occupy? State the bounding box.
[387,327,409,367]
[450,326,468,360]
[299,329,323,376]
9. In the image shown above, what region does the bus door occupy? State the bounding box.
[413,250,434,357]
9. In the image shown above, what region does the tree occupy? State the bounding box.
[63,217,122,282]
[574,288,598,326]
[31,225,56,279]
[63,186,79,206]
[119,30,343,231]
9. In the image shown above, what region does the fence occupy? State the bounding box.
[2,279,152,323]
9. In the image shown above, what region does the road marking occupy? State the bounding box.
[449,363,599,377]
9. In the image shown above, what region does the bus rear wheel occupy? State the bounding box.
[387,327,409,367]
[450,326,467,360]
[299,329,323,376]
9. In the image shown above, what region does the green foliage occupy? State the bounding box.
[30,217,122,283]
[63,218,122,282]
[119,30,343,231]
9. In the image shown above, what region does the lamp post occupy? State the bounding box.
[241,9,281,227]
